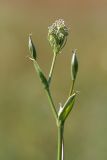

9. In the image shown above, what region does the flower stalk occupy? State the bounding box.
[69,79,75,96]
[48,52,57,85]
[45,87,58,121]
[57,121,64,160]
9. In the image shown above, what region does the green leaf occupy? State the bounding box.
[33,60,48,89]
[58,93,76,122]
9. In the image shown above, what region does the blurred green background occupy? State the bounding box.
[0,0,107,159]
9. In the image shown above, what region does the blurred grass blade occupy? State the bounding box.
[58,93,76,122]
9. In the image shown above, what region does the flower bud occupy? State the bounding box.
[28,35,37,60]
[48,19,68,54]
[71,50,78,81]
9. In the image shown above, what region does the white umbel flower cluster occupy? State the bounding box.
[48,19,69,54]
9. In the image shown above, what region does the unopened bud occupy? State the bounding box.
[71,50,78,81]
[28,35,37,60]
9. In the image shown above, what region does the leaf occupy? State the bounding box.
[58,93,76,122]
[33,60,48,89]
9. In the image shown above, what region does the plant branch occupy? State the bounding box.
[69,80,75,96]
[45,88,58,121]
[57,122,64,160]
[48,53,57,85]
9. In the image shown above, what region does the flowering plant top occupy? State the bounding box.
[48,19,69,54]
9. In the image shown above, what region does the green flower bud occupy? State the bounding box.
[28,34,37,60]
[71,50,78,81]
[48,19,68,54]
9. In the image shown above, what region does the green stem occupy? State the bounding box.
[69,80,75,96]
[57,122,64,160]
[45,88,58,121]
[48,53,57,85]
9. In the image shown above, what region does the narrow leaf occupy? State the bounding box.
[58,93,76,122]
[33,60,48,89]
